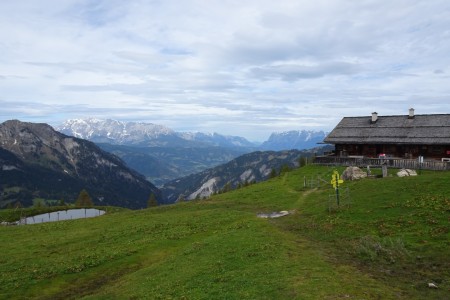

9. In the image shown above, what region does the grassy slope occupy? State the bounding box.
[0,165,448,299]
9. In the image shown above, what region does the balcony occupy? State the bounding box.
[314,156,450,171]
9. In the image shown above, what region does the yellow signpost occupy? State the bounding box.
[330,170,344,206]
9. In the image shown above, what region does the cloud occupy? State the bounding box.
[0,0,450,140]
[251,62,360,81]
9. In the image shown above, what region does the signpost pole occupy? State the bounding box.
[336,179,340,206]
[331,170,343,207]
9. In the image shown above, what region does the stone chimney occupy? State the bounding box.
[371,112,378,123]
[408,108,415,119]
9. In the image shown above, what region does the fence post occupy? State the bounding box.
[382,164,388,177]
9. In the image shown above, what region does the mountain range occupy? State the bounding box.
[0,120,160,209]
[57,118,326,151]
[0,119,330,208]
[57,118,258,150]
[260,130,327,151]
[56,119,326,185]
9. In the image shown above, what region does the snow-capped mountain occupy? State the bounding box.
[259,130,327,151]
[57,118,181,146]
[177,132,257,148]
[57,118,257,149]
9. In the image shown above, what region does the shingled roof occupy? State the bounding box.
[324,113,450,145]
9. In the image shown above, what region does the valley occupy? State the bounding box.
[97,143,247,187]
[161,148,324,202]
[57,118,326,187]
[0,119,329,208]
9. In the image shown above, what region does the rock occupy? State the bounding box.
[427,282,438,289]
[341,166,367,181]
[397,169,418,177]
[257,211,290,219]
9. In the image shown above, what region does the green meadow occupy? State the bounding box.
[1,165,449,299]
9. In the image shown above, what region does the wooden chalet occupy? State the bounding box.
[316,109,450,170]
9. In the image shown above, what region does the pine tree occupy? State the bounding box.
[298,156,307,167]
[280,164,291,174]
[75,189,94,207]
[222,182,231,193]
[270,168,277,178]
[147,193,158,207]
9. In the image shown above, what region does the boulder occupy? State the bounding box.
[341,166,367,181]
[397,169,418,177]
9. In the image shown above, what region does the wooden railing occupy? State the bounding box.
[314,156,450,171]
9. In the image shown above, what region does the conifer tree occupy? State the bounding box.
[280,164,291,174]
[75,189,94,207]
[147,193,158,207]
[270,168,277,178]
[298,156,307,167]
[222,182,231,193]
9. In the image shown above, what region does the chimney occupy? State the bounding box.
[408,108,415,119]
[371,112,378,123]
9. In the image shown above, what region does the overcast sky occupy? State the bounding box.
[1,0,449,141]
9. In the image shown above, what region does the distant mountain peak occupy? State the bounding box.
[176,131,257,148]
[261,130,327,151]
[57,118,176,146]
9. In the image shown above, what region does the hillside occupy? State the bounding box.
[1,165,448,299]
[162,147,331,203]
[161,149,306,202]
[0,120,160,209]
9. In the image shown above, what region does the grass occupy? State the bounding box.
[0,165,449,299]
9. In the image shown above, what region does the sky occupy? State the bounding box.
[0,0,449,141]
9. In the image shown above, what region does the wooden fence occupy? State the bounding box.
[314,156,450,171]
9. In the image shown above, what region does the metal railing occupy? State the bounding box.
[314,156,450,171]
